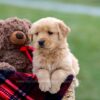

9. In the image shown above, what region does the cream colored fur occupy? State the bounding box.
[30,17,79,100]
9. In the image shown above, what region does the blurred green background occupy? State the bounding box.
[0,0,100,100]
[54,0,100,6]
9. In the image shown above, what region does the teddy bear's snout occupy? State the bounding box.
[10,31,28,45]
[16,33,24,39]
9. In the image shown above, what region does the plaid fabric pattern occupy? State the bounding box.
[0,70,73,100]
[0,46,74,100]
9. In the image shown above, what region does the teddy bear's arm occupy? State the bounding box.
[0,62,16,71]
[62,81,75,100]
[0,50,4,59]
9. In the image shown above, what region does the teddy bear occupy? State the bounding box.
[0,17,33,73]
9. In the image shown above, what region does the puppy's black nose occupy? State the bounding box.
[16,33,24,39]
[38,40,45,47]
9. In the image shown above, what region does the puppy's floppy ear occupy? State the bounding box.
[28,34,33,42]
[28,28,34,42]
[57,21,71,40]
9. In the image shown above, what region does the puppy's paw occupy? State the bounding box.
[39,80,51,92]
[49,84,60,94]
[49,78,61,94]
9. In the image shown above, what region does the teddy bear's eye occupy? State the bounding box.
[35,32,38,36]
[48,31,53,35]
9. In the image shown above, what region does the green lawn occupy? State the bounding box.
[0,4,100,100]
[53,0,100,6]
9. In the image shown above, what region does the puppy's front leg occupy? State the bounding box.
[50,69,67,94]
[36,69,51,92]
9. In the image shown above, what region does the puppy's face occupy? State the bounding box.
[30,17,70,50]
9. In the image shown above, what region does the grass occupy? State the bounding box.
[52,0,100,6]
[0,4,100,100]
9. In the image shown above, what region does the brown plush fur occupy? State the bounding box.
[0,17,32,73]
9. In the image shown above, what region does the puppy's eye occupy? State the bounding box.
[48,31,53,35]
[35,32,38,36]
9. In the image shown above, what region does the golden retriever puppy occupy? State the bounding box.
[30,17,79,100]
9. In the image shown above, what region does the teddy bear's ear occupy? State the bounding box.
[23,18,31,29]
[0,20,4,49]
[0,20,4,35]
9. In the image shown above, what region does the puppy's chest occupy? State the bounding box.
[35,54,60,71]
[34,51,72,72]
[43,58,57,71]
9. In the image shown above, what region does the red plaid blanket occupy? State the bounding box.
[0,46,74,100]
[0,70,73,100]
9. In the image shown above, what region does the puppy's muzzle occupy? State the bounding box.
[38,40,45,48]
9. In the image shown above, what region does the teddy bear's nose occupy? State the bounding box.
[16,33,24,39]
